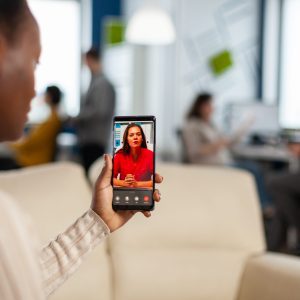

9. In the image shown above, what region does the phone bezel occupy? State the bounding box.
[112,115,156,211]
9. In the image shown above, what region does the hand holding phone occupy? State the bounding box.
[90,154,163,232]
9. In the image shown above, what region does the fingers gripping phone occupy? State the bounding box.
[112,116,156,211]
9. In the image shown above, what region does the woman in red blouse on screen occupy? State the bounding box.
[113,123,153,188]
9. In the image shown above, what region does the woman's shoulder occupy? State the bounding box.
[186,117,204,124]
[115,148,126,157]
[142,148,153,156]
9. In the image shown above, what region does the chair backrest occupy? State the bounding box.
[0,162,112,300]
[113,163,265,251]
[175,127,190,163]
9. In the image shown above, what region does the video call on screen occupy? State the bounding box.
[113,120,155,206]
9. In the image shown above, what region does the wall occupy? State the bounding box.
[92,0,122,46]
[124,0,260,159]
[175,0,260,125]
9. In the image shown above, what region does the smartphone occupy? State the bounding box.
[112,116,156,211]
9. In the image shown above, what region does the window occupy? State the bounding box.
[28,0,83,122]
[279,0,300,129]
[262,0,300,129]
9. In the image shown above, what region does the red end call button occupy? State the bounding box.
[143,195,150,202]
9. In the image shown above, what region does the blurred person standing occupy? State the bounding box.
[0,85,62,169]
[76,47,116,173]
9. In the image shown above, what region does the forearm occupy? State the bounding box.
[113,178,152,188]
[39,209,110,296]
[113,178,127,187]
[228,134,241,146]
[136,181,153,188]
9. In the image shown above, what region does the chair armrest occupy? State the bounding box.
[238,252,300,300]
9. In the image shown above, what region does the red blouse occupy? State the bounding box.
[113,148,154,181]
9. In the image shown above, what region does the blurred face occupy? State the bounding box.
[199,101,213,121]
[0,14,41,141]
[44,92,52,106]
[127,126,143,149]
[85,55,101,73]
[84,55,93,70]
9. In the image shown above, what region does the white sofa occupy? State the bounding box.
[0,163,112,300]
[0,161,300,300]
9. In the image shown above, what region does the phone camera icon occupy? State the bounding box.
[134,196,139,201]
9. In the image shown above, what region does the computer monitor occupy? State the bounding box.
[224,102,280,142]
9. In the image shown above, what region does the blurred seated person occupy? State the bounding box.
[182,93,270,209]
[0,86,62,170]
[267,143,300,254]
[113,123,153,189]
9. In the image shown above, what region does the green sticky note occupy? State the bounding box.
[209,50,233,75]
[104,19,125,45]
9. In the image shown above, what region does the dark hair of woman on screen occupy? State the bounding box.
[113,123,153,188]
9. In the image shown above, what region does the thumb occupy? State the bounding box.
[98,154,113,186]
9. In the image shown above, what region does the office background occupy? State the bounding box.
[25,0,299,161]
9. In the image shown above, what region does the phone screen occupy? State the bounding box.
[112,116,156,211]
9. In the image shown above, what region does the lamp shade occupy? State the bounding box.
[125,4,176,45]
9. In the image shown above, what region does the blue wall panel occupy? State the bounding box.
[92,0,122,47]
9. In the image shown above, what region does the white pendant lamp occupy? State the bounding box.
[125,2,176,45]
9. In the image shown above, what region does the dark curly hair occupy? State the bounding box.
[119,123,147,154]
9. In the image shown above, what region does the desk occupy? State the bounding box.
[232,145,299,172]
